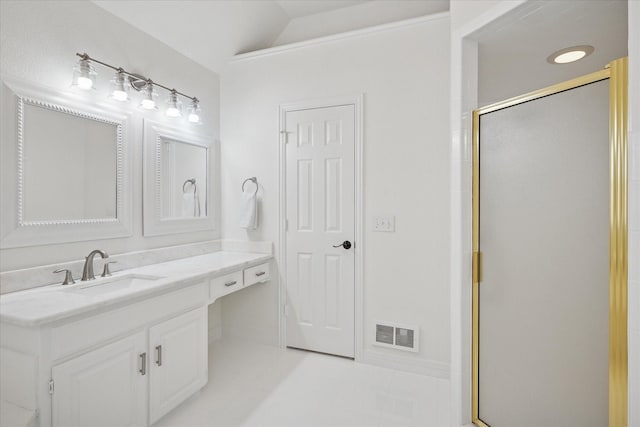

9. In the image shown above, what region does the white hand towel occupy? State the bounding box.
[182,193,196,217]
[240,187,258,229]
[193,187,201,217]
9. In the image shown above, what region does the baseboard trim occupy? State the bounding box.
[361,349,449,379]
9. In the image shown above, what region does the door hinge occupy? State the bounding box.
[472,251,482,284]
[285,219,289,231]
[280,130,291,144]
[48,379,54,395]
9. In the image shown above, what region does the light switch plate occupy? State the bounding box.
[373,216,395,232]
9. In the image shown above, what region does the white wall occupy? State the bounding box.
[448,2,522,424]
[220,16,451,372]
[0,0,220,272]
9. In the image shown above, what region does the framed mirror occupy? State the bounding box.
[0,79,132,248]
[143,119,215,236]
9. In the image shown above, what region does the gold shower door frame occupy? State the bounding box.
[471,57,628,427]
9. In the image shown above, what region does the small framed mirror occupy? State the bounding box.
[143,119,215,236]
[0,79,132,248]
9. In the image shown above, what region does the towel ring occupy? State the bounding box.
[183,178,196,194]
[242,177,258,196]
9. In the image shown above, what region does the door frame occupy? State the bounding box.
[278,95,364,361]
[471,60,628,427]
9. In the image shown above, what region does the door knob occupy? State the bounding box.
[332,240,352,250]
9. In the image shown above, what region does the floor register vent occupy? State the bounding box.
[374,322,419,352]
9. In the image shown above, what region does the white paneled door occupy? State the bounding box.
[285,104,355,358]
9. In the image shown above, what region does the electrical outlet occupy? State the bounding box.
[373,216,395,232]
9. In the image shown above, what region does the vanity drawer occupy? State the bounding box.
[244,262,270,287]
[209,271,243,301]
[51,283,207,361]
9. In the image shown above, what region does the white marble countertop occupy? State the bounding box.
[0,251,272,327]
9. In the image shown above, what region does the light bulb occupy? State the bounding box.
[547,45,594,65]
[77,76,93,90]
[187,98,201,124]
[553,51,586,64]
[188,113,200,123]
[72,56,97,90]
[139,81,158,110]
[112,90,128,101]
[141,98,156,110]
[109,70,129,102]
[165,90,182,118]
[166,107,181,117]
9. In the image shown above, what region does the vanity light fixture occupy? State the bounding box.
[71,56,97,90]
[72,52,202,123]
[165,90,182,118]
[109,69,129,102]
[187,98,201,124]
[547,45,594,64]
[139,81,158,110]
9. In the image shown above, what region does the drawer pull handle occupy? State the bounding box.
[155,345,162,366]
[255,271,266,277]
[139,352,147,375]
[224,280,237,287]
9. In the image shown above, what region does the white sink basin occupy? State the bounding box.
[62,274,165,296]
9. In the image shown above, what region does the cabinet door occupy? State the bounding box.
[149,307,207,424]
[52,331,147,427]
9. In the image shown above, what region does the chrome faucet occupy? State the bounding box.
[82,249,109,281]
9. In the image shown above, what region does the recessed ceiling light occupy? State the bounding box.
[547,45,594,64]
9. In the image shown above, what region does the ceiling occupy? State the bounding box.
[91,0,449,73]
[474,0,628,106]
[92,0,628,95]
[275,1,369,18]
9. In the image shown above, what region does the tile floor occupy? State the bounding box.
[155,340,450,427]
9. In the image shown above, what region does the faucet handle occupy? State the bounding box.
[53,269,75,285]
[101,261,117,277]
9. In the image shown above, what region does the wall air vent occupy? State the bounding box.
[374,322,419,352]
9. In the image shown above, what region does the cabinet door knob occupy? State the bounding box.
[139,352,147,375]
[255,271,266,277]
[155,345,162,366]
[224,280,237,287]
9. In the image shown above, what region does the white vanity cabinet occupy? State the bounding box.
[243,262,270,287]
[50,307,207,427]
[1,282,209,427]
[51,331,147,427]
[148,308,207,424]
[209,270,244,300]
[0,252,273,427]
[208,262,270,302]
